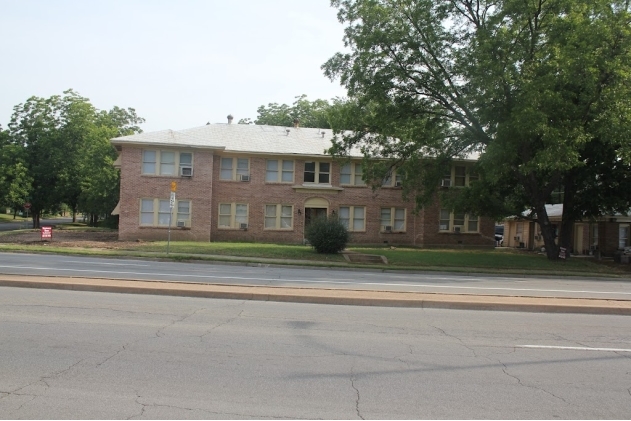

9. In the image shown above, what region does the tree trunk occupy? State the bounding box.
[535,204,559,260]
[72,209,77,223]
[558,173,576,259]
[31,211,40,229]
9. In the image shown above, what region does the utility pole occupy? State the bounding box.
[167,181,176,254]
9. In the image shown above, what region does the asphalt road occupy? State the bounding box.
[1,252,630,300]
[0,287,630,419]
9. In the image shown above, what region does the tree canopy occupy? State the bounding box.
[241,94,335,128]
[323,0,631,259]
[3,90,144,227]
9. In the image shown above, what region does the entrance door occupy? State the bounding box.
[305,208,327,226]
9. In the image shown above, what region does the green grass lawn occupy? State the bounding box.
[126,241,624,276]
[0,213,27,223]
[130,241,347,262]
[351,246,612,273]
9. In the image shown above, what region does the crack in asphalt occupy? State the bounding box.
[128,393,313,420]
[199,309,245,341]
[350,366,364,420]
[498,359,570,405]
[1,358,85,414]
[431,325,478,357]
[156,307,206,338]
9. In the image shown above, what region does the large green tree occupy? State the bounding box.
[323,0,631,259]
[6,90,144,227]
[0,125,32,216]
[242,95,334,128]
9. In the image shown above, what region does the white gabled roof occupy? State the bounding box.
[111,123,357,157]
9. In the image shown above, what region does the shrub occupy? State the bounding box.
[305,215,350,254]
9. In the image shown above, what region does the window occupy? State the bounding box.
[340,163,365,186]
[177,200,190,225]
[339,206,365,231]
[160,152,175,176]
[439,209,479,233]
[179,153,192,173]
[220,157,250,181]
[139,198,191,227]
[218,203,248,228]
[454,166,466,187]
[266,159,294,183]
[382,170,402,187]
[443,165,478,187]
[619,224,630,249]
[381,207,406,232]
[304,161,330,184]
[590,224,599,248]
[142,150,193,176]
[142,151,156,175]
[264,204,294,229]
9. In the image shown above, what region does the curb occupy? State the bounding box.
[1,275,631,315]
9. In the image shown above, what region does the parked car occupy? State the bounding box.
[495,225,504,246]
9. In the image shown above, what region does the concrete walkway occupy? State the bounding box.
[1,274,630,315]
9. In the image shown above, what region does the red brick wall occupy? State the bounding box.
[416,194,496,248]
[118,148,495,248]
[118,146,214,241]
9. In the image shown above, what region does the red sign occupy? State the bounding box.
[24,202,31,210]
[41,226,52,240]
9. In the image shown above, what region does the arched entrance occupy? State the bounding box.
[304,197,329,227]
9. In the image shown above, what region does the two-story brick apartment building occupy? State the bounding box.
[111,122,495,248]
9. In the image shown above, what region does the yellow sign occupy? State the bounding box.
[170,181,177,192]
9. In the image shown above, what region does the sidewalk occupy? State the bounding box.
[2,274,630,315]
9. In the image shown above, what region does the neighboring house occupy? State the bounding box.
[110,120,495,247]
[502,204,631,256]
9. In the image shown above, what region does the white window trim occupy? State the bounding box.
[380,207,406,232]
[265,159,294,183]
[264,204,294,230]
[443,165,478,187]
[220,157,250,181]
[382,169,402,187]
[142,150,193,176]
[304,161,331,185]
[218,203,249,229]
[340,163,366,186]
[439,210,479,233]
[139,198,191,227]
[619,223,630,249]
[339,206,366,232]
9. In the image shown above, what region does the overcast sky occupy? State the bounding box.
[0,0,348,132]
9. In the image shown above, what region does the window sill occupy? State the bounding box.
[293,184,343,193]
[438,231,480,234]
[139,226,190,230]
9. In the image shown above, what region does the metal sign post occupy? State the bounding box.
[167,182,177,254]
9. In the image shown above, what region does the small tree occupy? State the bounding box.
[305,215,350,254]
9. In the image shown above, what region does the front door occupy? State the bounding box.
[305,207,327,227]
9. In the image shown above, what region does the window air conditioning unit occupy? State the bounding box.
[239,223,248,230]
[441,179,451,187]
[453,226,462,233]
[239,174,250,182]
[395,181,402,187]
[180,166,193,177]
[384,225,392,232]
[176,220,186,228]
